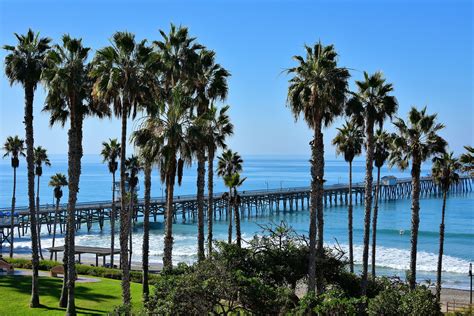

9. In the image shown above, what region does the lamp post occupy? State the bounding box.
[469,263,472,305]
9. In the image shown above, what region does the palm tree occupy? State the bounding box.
[431,152,461,301]
[42,35,109,313]
[154,87,195,270]
[131,125,161,302]
[124,155,142,269]
[48,173,68,260]
[331,120,363,273]
[91,31,157,306]
[346,71,397,293]
[223,172,246,248]
[217,150,243,244]
[100,139,121,268]
[192,49,230,261]
[2,136,25,258]
[371,130,392,278]
[287,42,350,294]
[3,29,51,308]
[389,106,446,289]
[204,105,233,255]
[459,146,474,176]
[34,146,51,260]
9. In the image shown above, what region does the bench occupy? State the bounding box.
[50,265,78,279]
[0,259,14,274]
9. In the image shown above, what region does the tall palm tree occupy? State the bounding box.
[431,152,460,302]
[42,35,109,313]
[2,136,25,258]
[287,42,350,294]
[191,49,230,261]
[34,146,51,260]
[371,130,392,278]
[217,150,243,244]
[459,146,474,176]
[48,173,68,260]
[389,106,446,289]
[331,120,363,273]
[100,139,121,268]
[91,31,157,306]
[204,105,233,255]
[3,29,51,308]
[131,123,162,302]
[124,155,141,268]
[154,87,195,270]
[346,71,397,293]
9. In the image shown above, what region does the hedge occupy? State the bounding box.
[3,257,160,284]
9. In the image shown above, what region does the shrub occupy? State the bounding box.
[313,290,366,316]
[367,284,441,316]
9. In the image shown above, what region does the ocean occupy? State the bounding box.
[1,154,473,289]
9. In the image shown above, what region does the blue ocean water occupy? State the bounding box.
[1,155,473,289]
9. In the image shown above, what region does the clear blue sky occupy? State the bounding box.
[0,0,472,156]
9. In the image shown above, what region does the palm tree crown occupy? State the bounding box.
[101,139,121,174]
[287,42,350,128]
[332,120,364,163]
[389,107,447,170]
[49,173,68,199]
[432,152,461,192]
[374,129,393,168]
[217,150,243,178]
[459,146,474,176]
[346,71,398,128]
[34,146,51,177]
[3,29,51,88]
[205,104,234,153]
[3,136,26,167]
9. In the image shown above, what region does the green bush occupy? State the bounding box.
[313,289,366,316]
[367,284,441,316]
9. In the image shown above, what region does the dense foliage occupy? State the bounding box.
[144,223,441,315]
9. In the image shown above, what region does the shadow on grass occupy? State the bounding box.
[0,275,118,315]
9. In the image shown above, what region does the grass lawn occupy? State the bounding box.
[0,274,143,315]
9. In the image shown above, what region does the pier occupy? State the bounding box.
[0,176,472,247]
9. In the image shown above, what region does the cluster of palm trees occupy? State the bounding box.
[287,41,471,301]
[2,27,472,314]
[3,25,239,313]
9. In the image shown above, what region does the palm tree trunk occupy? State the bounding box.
[196,149,206,261]
[59,221,69,308]
[110,171,116,268]
[142,163,151,302]
[436,190,447,302]
[119,103,131,306]
[129,187,134,269]
[308,124,319,294]
[163,160,176,270]
[36,175,44,260]
[348,160,354,273]
[66,103,83,315]
[25,83,40,308]
[371,166,381,278]
[409,156,421,290]
[51,197,60,260]
[227,188,232,244]
[315,125,325,295]
[9,166,17,258]
[361,120,374,294]
[234,189,241,248]
[207,150,215,256]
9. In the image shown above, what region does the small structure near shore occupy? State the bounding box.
[47,245,120,268]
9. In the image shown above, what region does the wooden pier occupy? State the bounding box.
[0,176,472,243]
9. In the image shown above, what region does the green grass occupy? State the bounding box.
[0,274,143,315]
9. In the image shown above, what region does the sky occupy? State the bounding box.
[0,0,472,157]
